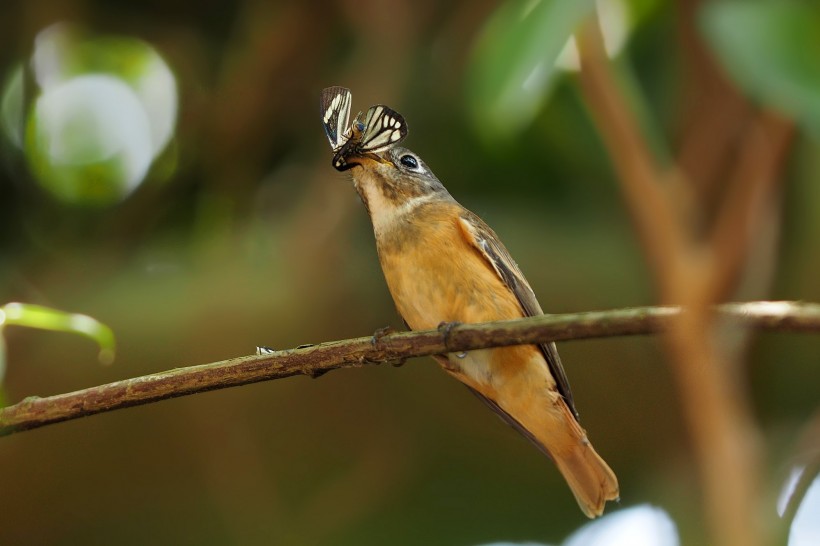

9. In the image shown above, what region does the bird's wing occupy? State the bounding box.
[457,212,579,420]
[430,353,550,451]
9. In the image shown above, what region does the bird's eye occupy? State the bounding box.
[399,154,419,170]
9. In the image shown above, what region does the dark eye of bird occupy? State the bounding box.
[399,154,418,170]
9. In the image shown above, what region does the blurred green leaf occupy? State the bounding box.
[700,0,820,131]
[466,0,596,141]
[20,24,178,207]
[25,74,154,206]
[0,302,115,365]
[628,0,666,27]
[73,35,178,156]
[0,63,25,148]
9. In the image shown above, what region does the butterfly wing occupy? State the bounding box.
[320,86,352,152]
[359,105,408,153]
[322,93,408,170]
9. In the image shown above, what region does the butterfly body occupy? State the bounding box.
[319,87,619,518]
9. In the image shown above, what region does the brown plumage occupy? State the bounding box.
[337,143,618,518]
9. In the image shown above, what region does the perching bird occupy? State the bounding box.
[320,87,619,517]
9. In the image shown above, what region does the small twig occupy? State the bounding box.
[1,301,818,437]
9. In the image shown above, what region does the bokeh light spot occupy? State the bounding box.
[781,468,820,546]
[563,505,679,546]
[26,74,154,204]
[1,22,179,206]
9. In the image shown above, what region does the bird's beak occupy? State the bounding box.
[332,151,387,172]
[332,155,356,171]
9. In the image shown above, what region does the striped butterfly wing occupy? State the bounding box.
[320,86,352,152]
[359,105,407,153]
[331,104,408,169]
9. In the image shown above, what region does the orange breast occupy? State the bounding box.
[376,202,524,332]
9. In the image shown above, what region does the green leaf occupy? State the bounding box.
[700,0,820,131]
[466,0,596,141]
[0,302,115,365]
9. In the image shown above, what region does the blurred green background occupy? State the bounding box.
[1,0,819,544]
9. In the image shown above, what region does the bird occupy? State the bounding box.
[319,87,619,517]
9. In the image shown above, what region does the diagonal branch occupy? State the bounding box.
[705,110,794,302]
[574,11,794,546]
[1,301,818,437]
[575,16,687,295]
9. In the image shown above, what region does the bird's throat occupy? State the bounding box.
[353,172,437,236]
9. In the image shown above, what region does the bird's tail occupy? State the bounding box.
[456,367,619,518]
[481,384,619,518]
[551,415,620,518]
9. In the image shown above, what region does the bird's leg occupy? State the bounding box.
[437,321,463,353]
[370,325,406,367]
[370,325,396,345]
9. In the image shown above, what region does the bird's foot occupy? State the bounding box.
[437,321,462,352]
[371,325,396,346]
[370,325,406,367]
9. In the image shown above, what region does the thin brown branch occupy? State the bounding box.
[661,308,763,546]
[705,111,794,302]
[575,16,687,295]
[1,301,818,437]
[575,13,783,546]
[675,0,753,205]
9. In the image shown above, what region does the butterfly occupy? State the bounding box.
[320,86,408,170]
[320,86,353,153]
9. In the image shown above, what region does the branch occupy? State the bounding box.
[575,16,687,293]
[575,11,793,546]
[1,301,818,436]
[706,110,794,302]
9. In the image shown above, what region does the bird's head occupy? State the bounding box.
[337,146,450,223]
